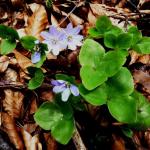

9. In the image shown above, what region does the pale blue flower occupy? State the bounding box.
[51,79,79,102]
[40,26,67,56]
[64,23,83,50]
[31,51,41,63]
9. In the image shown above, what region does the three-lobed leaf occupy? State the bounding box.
[96,16,112,34]
[104,33,132,49]
[79,84,107,105]
[133,37,150,54]
[107,95,137,124]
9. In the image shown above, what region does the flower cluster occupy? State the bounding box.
[51,79,79,102]
[40,23,83,56]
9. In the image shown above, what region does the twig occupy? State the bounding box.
[72,128,87,150]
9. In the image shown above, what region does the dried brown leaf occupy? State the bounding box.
[3,89,24,118]
[0,56,9,73]
[69,13,84,26]
[130,51,150,65]
[29,98,38,114]
[4,68,18,82]
[21,129,42,150]
[133,70,150,93]
[44,133,57,150]
[13,49,34,73]
[89,4,132,28]
[24,123,38,134]
[112,134,125,150]
[2,113,24,149]
[25,4,48,39]
[40,90,54,102]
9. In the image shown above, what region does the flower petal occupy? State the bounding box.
[40,31,51,39]
[61,88,71,102]
[70,84,79,96]
[31,52,41,63]
[53,84,66,93]
[51,80,60,86]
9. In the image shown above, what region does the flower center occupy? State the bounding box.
[51,39,58,45]
[67,36,73,42]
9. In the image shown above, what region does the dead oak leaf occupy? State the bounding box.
[3,89,24,118]
[25,3,48,39]
[13,49,34,73]
[2,113,24,150]
[21,129,42,150]
[0,56,9,73]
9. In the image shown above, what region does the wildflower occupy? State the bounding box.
[31,51,41,63]
[64,23,83,50]
[40,26,67,56]
[51,79,79,102]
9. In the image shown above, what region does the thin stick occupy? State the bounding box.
[72,128,87,150]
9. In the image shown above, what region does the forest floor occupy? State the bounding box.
[0,0,150,150]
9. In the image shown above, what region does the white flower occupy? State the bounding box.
[64,23,83,50]
[40,26,67,56]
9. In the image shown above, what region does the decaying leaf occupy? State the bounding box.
[133,70,150,94]
[3,89,24,118]
[2,113,24,150]
[29,98,38,114]
[44,133,57,150]
[69,13,84,26]
[130,51,150,65]
[40,90,54,102]
[13,49,34,73]
[111,134,125,150]
[4,68,18,82]
[0,56,9,73]
[21,129,42,150]
[89,4,132,28]
[25,3,48,39]
[24,123,38,134]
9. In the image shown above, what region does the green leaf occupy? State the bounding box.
[96,16,112,34]
[130,91,150,129]
[106,25,123,35]
[20,36,37,50]
[101,50,128,77]
[80,65,107,90]
[34,102,63,130]
[133,37,150,54]
[88,27,103,38]
[0,25,19,40]
[104,33,117,48]
[107,67,134,96]
[79,39,105,66]
[79,84,107,105]
[128,26,142,46]
[51,117,75,145]
[0,39,16,55]
[117,33,132,49]
[104,33,132,49]
[28,68,44,90]
[35,52,46,68]
[108,95,137,124]
[55,95,73,119]
[79,39,106,90]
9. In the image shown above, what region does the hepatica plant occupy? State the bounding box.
[0,16,150,145]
